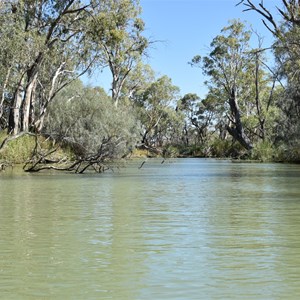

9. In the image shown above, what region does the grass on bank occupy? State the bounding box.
[0,132,37,163]
[0,132,71,164]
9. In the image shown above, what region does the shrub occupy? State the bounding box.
[210,139,244,158]
[44,85,140,163]
[250,141,275,162]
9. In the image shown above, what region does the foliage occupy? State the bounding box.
[133,75,184,150]
[0,132,59,164]
[0,0,97,134]
[44,82,140,165]
[88,0,149,106]
[0,0,149,137]
[177,144,207,157]
[210,139,245,158]
[250,141,275,162]
[0,132,35,163]
[272,25,300,151]
[121,62,155,102]
[178,92,222,148]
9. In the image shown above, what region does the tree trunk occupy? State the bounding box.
[227,87,253,150]
[0,67,11,122]
[112,73,121,107]
[22,74,38,132]
[8,78,24,135]
[29,77,37,128]
[183,122,189,146]
[35,114,45,133]
[254,52,266,140]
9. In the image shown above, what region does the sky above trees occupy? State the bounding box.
[85,0,281,98]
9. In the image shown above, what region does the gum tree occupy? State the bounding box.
[191,20,254,150]
[88,0,149,107]
[191,20,277,153]
[0,0,94,135]
[133,75,182,151]
[238,0,300,158]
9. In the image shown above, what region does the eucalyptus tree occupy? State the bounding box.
[178,93,220,147]
[191,20,276,151]
[0,0,96,135]
[272,25,300,146]
[121,61,155,102]
[133,75,183,150]
[0,1,28,130]
[191,21,254,150]
[1,0,149,139]
[88,0,149,106]
[238,0,300,158]
[177,93,200,146]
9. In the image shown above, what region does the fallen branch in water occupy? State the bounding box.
[138,160,146,169]
[0,161,12,171]
[23,135,115,174]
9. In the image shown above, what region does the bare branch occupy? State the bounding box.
[238,0,280,36]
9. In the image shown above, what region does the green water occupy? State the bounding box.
[1,159,300,299]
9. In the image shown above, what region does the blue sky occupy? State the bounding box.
[88,0,282,99]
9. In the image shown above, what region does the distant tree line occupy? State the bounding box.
[0,0,300,172]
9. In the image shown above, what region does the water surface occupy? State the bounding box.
[1,159,300,299]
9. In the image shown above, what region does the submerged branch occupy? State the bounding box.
[23,138,115,174]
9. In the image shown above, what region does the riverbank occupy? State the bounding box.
[1,132,299,173]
